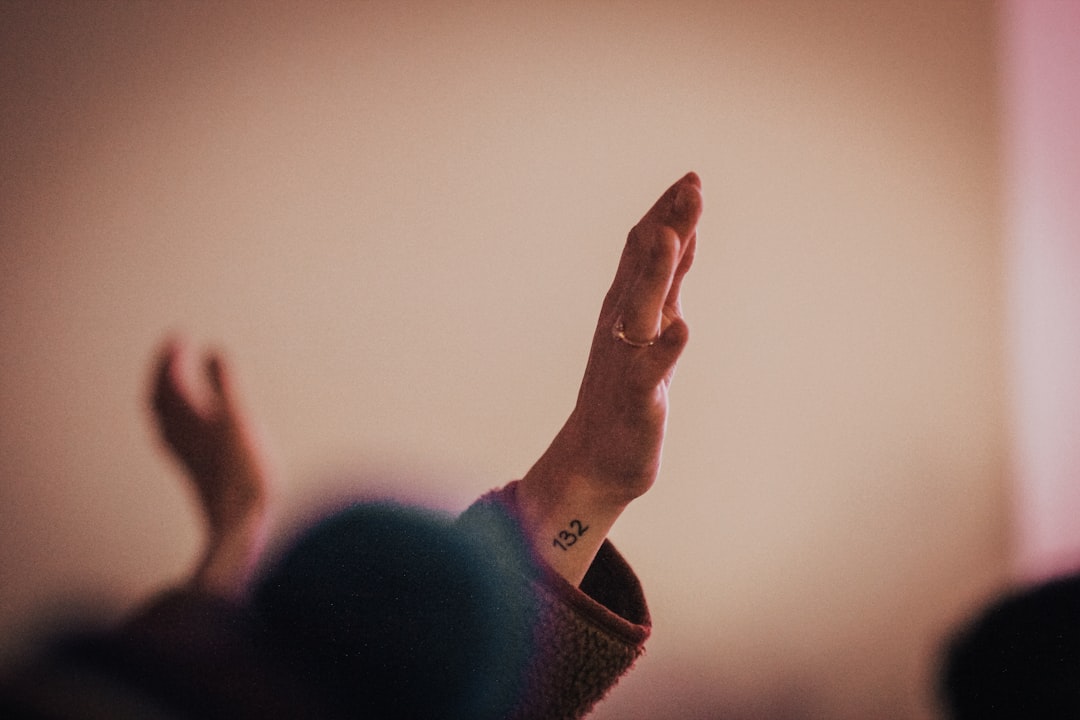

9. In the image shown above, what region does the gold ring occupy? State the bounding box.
[611,319,658,348]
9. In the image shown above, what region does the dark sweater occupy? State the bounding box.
[1,483,650,719]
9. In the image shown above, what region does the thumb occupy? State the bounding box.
[642,316,689,383]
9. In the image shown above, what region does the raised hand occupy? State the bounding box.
[150,339,272,598]
[517,173,703,585]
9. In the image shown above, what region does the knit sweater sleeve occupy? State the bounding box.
[456,481,651,720]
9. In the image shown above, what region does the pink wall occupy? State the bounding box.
[1002,0,1080,581]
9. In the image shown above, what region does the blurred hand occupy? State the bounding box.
[151,339,271,596]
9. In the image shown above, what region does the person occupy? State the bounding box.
[0,172,703,719]
[938,573,1080,719]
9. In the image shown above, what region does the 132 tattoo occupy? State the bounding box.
[552,519,589,551]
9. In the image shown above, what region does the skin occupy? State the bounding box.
[148,172,702,594]
[516,172,702,585]
[151,340,272,600]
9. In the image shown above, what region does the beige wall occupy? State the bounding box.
[1,2,1007,718]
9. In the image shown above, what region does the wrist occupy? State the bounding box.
[517,458,631,587]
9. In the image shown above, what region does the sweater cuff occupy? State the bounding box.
[460,480,650,638]
[457,480,651,720]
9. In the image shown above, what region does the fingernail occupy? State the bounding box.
[672,173,702,220]
[673,183,692,219]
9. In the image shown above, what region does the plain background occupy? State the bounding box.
[2,2,1075,718]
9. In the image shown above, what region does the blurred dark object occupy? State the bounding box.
[941,574,1080,719]
[1,502,531,720]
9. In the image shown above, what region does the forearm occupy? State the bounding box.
[516,428,635,587]
[190,514,268,601]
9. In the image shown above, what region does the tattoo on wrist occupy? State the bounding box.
[552,519,589,551]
